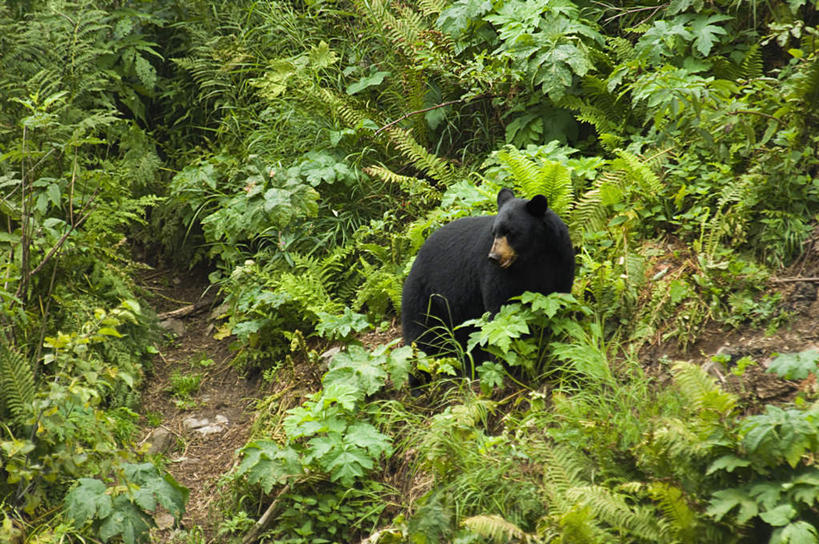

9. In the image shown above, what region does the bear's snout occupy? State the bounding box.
[488,236,517,269]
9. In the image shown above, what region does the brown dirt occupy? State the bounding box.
[643,226,819,410]
[137,272,261,541]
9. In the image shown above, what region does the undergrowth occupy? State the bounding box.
[2,0,819,542]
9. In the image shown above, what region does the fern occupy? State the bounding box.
[462,514,529,542]
[671,362,738,418]
[495,147,573,215]
[386,127,460,186]
[364,164,438,198]
[0,343,36,426]
[566,485,667,541]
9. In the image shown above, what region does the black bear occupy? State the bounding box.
[401,188,575,372]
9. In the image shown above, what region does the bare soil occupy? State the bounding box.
[137,272,260,541]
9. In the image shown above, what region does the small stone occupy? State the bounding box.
[147,427,174,455]
[159,318,185,337]
[154,512,175,530]
[320,347,341,367]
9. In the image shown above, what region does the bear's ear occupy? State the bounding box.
[526,195,548,217]
[497,188,515,210]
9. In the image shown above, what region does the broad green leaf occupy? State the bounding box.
[65,478,112,525]
[706,454,751,475]
[345,422,392,458]
[778,521,819,544]
[346,69,391,95]
[767,350,819,380]
[707,488,758,524]
[760,504,796,527]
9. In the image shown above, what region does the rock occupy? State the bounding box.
[146,427,174,455]
[183,414,229,435]
[154,512,175,530]
[320,347,342,369]
[159,318,185,337]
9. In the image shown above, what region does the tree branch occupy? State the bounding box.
[374,93,492,136]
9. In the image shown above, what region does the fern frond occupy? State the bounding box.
[495,147,573,214]
[417,0,448,16]
[739,44,763,79]
[462,514,529,543]
[364,164,438,197]
[570,186,607,236]
[386,127,459,186]
[611,151,663,195]
[671,361,738,417]
[607,36,636,63]
[646,481,698,537]
[0,343,36,426]
[567,485,666,541]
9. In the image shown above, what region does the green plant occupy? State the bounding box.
[65,462,188,544]
[168,371,202,400]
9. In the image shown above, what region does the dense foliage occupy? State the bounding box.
[2,0,819,542]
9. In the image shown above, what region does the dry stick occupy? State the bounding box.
[771,277,819,283]
[728,109,787,126]
[157,297,216,320]
[242,483,294,544]
[16,188,100,299]
[374,93,492,136]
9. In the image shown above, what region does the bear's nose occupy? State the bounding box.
[488,251,501,263]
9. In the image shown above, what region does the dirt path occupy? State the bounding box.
[137,273,260,541]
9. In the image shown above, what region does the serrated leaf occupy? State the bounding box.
[237,441,303,493]
[324,447,373,486]
[779,521,819,544]
[345,422,392,458]
[767,350,819,380]
[760,504,796,527]
[65,478,112,525]
[707,488,758,524]
[706,454,751,475]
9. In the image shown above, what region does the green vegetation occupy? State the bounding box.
[2,0,819,542]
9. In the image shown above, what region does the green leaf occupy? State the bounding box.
[690,14,731,57]
[387,345,413,388]
[477,362,505,393]
[707,488,758,524]
[237,441,303,493]
[97,327,124,338]
[324,446,374,486]
[760,504,797,527]
[706,454,751,475]
[123,463,188,520]
[345,422,392,458]
[65,478,112,526]
[767,350,819,380]
[346,69,391,95]
[98,496,151,544]
[778,521,819,544]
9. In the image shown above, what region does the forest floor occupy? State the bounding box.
[137,272,261,541]
[134,229,819,542]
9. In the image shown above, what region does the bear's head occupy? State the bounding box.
[488,188,550,269]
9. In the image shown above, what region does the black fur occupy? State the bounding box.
[401,188,575,368]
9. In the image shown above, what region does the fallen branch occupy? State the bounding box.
[242,483,292,544]
[157,297,216,320]
[771,277,819,283]
[375,93,492,135]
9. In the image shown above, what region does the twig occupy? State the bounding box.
[15,189,99,299]
[771,277,819,283]
[242,483,293,544]
[157,297,216,320]
[374,93,491,135]
[728,109,786,126]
